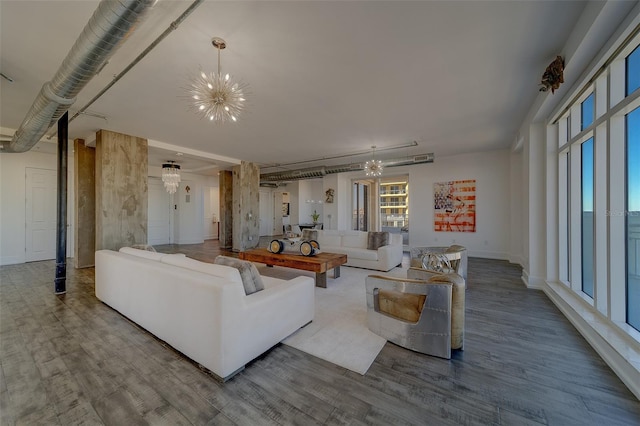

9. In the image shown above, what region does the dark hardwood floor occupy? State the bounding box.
[1,240,639,425]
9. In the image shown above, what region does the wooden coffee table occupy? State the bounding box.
[239,248,347,288]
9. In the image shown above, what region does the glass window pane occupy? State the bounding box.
[567,152,571,283]
[582,138,594,298]
[379,176,409,245]
[626,44,640,96]
[581,93,594,130]
[627,107,640,330]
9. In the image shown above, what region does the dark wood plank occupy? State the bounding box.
[1,240,638,425]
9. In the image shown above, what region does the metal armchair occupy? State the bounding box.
[410,245,468,280]
[366,270,465,359]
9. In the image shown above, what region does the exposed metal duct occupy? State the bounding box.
[261,166,327,182]
[2,0,156,153]
[260,153,434,184]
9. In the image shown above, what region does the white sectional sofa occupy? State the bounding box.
[313,230,404,271]
[95,247,315,381]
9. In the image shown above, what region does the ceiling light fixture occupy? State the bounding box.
[162,161,181,194]
[188,37,248,123]
[364,145,383,177]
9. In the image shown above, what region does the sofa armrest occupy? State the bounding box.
[377,243,404,269]
[225,276,315,361]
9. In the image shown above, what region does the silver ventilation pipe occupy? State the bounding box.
[2,0,156,153]
[260,153,434,184]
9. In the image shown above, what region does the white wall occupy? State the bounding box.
[298,179,324,225]
[0,148,75,266]
[509,148,524,265]
[329,149,512,259]
[323,174,339,229]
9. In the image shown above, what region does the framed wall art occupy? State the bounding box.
[433,179,476,232]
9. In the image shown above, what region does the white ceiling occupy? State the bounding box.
[0,1,627,174]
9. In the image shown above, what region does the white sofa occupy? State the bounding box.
[95,247,315,381]
[313,230,404,271]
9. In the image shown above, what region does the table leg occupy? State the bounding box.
[334,266,341,279]
[315,272,327,288]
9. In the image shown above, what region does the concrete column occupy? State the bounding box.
[74,139,95,267]
[232,161,259,251]
[95,129,148,251]
[219,170,233,248]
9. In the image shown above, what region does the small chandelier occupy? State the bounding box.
[364,145,383,177]
[188,37,248,123]
[162,161,181,194]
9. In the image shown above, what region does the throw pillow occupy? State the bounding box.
[130,244,156,252]
[214,256,265,295]
[302,229,318,241]
[367,231,390,250]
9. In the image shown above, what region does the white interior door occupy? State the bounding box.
[25,168,57,261]
[148,178,171,245]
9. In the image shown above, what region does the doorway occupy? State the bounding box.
[25,168,57,261]
[148,177,172,245]
[352,180,374,231]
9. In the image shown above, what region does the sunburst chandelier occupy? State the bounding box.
[162,161,181,194]
[364,145,384,177]
[188,37,248,123]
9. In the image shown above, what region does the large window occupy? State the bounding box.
[352,181,369,231]
[627,45,639,96]
[627,107,640,330]
[581,93,595,130]
[379,176,409,245]
[582,138,595,298]
[557,31,640,336]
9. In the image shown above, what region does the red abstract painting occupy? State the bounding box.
[434,180,476,232]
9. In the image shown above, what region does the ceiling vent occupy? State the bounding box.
[260,153,434,184]
[261,166,326,182]
[413,153,434,163]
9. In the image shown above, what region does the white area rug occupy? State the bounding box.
[255,263,407,375]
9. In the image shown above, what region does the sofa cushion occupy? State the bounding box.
[130,244,157,252]
[367,231,390,250]
[302,229,318,241]
[214,256,265,295]
[378,289,426,323]
[119,246,167,261]
[318,232,341,247]
[160,255,241,283]
[342,231,367,248]
[340,247,379,261]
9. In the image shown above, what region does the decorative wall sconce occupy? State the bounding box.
[539,55,564,94]
[325,188,334,203]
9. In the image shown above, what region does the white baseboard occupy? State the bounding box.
[508,254,524,267]
[0,255,24,266]
[467,250,508,260]
[543,280,640,400]
[177,237,205,245]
